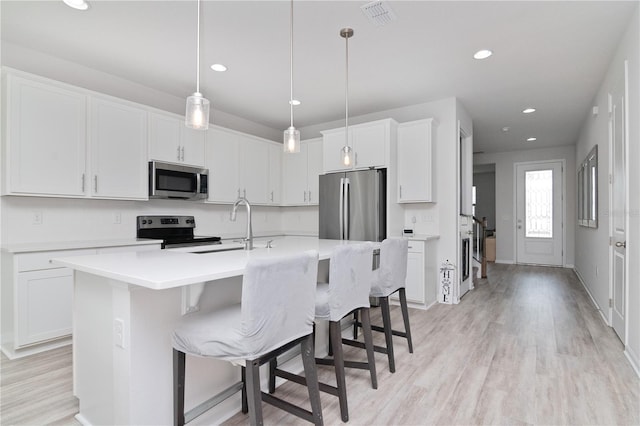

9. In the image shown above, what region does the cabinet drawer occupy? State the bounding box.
[16,249,96,272]
[407,240,424,253]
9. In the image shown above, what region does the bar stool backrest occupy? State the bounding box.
[376,238,408,294]
[327,242,374,322]
[240,250,319,358]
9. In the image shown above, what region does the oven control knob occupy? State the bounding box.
[148,219,153,224]
[142,220,147,224]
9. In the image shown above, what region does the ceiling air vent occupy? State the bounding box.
[360,1,397,26]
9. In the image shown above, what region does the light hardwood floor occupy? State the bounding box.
[2,263,639,425]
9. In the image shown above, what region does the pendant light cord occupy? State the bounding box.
[345,33,349,147]
[289,0,294,127]
[196,0,201,94]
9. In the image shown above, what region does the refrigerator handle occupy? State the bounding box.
[339,177,345,239]
[344,178,350,240]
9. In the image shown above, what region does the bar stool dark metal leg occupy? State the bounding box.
[173,349,186,426]
[329,320,349,422]
[241,367,248,414]
[268,358,277,394]
[379,296,396,373]
[360,307,378,389]
[352,311,359,339]
[301,334,324,426]
[398,288,414,353]
[245,359,263,425]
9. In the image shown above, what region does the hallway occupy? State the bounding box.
[1,264,639,425]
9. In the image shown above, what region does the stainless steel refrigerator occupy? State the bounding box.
[319,169,386,241]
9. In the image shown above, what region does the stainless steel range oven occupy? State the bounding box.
[137,215,221,249]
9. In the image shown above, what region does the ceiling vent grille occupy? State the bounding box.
[360,1,397,26]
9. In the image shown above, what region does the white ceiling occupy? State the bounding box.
[1,1,636,153]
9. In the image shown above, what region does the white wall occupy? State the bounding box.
[574,5,639,373]
[474,145,576,266]
[1,42,282,141]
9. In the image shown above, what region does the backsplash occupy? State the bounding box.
[0,196,283,245]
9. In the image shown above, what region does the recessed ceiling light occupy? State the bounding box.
[210,64,227,72]
[289,100,301,106]
[502,126,510,132]
[522,107,536,114]
[527,137,537,142]
[473,49,493,60]
[63,0,89,10]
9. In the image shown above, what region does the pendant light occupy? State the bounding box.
[185,0,210,130]
[340,28,354,167]
[283,0,300,153]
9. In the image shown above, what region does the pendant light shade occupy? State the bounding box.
[185,0,210,130]
[340,27,354,166]
[283,0,300,153]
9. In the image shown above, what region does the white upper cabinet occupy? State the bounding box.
[397,118,437,203]
[149,112,205,167]
[240,136,269,204]
[206,126,276,205]
[90,97,148,199]
[206,127,241,203]
[268,144,282,205]
[5,74,87,196]
[321,119,395,173]
[282,138,322,205]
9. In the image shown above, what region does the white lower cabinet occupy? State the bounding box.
[1,243,161,359]
[393,238,437,308]
[16,268,74,347]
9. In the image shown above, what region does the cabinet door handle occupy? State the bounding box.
[237,188,241,197]
[243,189,246,198]
[270,191,274,202]
[177,146,181,161]
[355,152,358,166]
[81,174,85,192]
[181,146,185,161]
[94,175,98,193]
[308,190,311,202]
[399,185,402,199]
[304,191,307,202]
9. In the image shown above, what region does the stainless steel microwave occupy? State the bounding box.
[149,161,208,200]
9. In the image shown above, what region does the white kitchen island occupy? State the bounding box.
[53,236,365,426]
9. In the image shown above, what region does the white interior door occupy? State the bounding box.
[515,161,563,266]
[610,62,627,342]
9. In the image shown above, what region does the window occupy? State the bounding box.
[525,169,553,238]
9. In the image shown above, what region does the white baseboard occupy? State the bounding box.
[573,267,610,326]
[495,259,514,264]
[564,263,575,269]
[624,346,640,378]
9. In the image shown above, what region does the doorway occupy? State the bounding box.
[515,161,564,266]
[609,60,628,343]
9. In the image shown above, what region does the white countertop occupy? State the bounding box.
[1,238,163,253]
[405,234,439,241]
[52,236,371,290]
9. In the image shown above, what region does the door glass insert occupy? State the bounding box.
[525,169,553,238]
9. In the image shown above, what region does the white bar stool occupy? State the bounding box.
[172,251,323,426]
[270,242,377,423]
[354,238,412,373]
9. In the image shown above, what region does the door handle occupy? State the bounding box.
[615,241,626,248]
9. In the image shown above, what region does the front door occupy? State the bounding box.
[515,161,564,266]
[610,61,627,342]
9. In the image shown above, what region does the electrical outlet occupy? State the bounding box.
[114,318,125,348]
[32,211,43,225]
[114,212,122,224]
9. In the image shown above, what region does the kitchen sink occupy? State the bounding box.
[192,246,245,254]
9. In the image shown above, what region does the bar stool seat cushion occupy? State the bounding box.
[173,304,244,361]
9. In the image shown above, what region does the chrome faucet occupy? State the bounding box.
[230,197,253,250]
